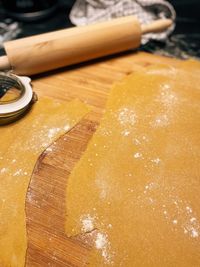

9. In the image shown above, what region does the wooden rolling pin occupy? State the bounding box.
[0,16,172,75]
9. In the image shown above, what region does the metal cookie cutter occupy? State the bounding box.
[0,72,37,125]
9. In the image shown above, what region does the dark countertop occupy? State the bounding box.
[0,0,199,59]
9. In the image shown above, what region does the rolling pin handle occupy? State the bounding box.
[0,55,11,71]
[141,19,173,34]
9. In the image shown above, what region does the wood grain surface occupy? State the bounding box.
[25,52,180,266]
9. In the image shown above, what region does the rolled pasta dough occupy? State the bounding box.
[65,61,200,267]
[0,97,89,267]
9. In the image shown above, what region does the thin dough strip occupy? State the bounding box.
[0,98,89,267]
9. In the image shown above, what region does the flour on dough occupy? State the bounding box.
[0,97,89,267]
[65,60,200,267]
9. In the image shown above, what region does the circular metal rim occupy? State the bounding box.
[4,4,59,22]
[0,72,25,105]
[0,73,33,116]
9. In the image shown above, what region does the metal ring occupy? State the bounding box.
[0,72,36,124]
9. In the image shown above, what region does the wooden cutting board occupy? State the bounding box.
[25,52,181,266]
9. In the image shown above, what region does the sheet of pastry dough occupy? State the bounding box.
[0,97,89,267]
[65,60,200,267]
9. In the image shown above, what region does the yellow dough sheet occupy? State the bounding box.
[65,60,200,267]
[0,97,89,267]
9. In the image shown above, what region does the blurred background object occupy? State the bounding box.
[1,0,59,21]
[0,0,199,59]
[0,18,21,48]
[142,0,200,58]
[69,0,176,44]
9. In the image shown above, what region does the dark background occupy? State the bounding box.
[0,0,199,58]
